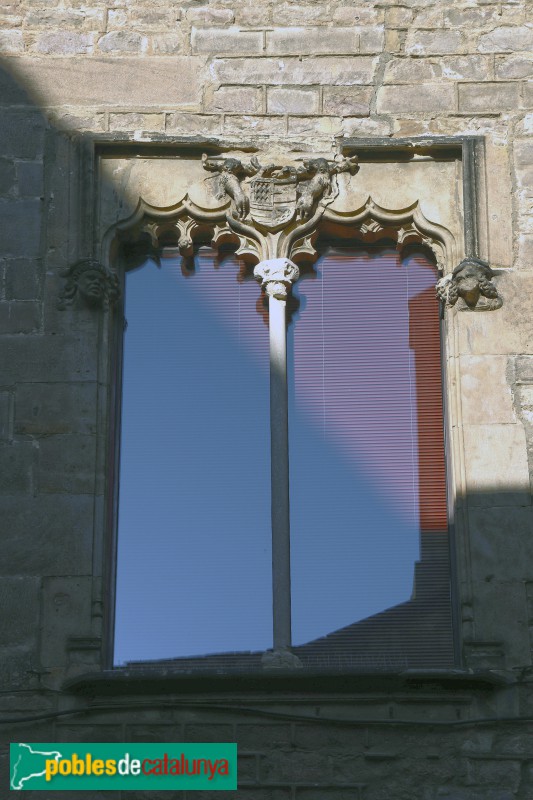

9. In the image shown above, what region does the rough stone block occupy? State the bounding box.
[444,7,502,27]
[41,576,93,666]
[462,423,530,507]
[165,113,221,135]
[0,198,41,259]
[515,140,533,166]
[357,25,385,54]
[385,7,414,27]
[267,87,320,114]
[272,3,330,25]
[128,724,184,742]
[0,301,40,334]
[334,6,384,25]
[97,31,147,54]
[459,356,516,424]
[478,25,533,53]
[34,31,93,55]
[342,116,392,136]
[211,56,378,86]
[151,34,184,55]
[15,382,97,436]
[0,391,11,440]
[238,753,258,783]
[223,114,285,135]
[0,158,16,196]
[108,112,165,132]
[266,27,357,55]
[376,84,455,113]
[55,724,123,742]
[440,55,491,81]
[495,54,533,79]
[4,258,41,301]
[1,496,93,575]
[287,116,343,135]
[0,441,33,493]
[209,86,263,114]
[458,82,520,112]
[405,29,463,55]
[466,757,521,789]
[12,57,204,108]
[191,27,263,55]
[16,161,44,197]
[36,433,98,494]
[0,30,24,54]
[23,8,105,30]
[468,506,533,582]
[186,7,234,25]
[0,334,98,383]
[323,86,372,116]
[0,109,46,159]
[524,82,533,108]
[0,577,40,647]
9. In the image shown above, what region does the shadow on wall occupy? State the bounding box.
[1,60,532,683]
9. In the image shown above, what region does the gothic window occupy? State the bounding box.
[113,237,455,671]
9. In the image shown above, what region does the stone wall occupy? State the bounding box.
[1,0,533,798]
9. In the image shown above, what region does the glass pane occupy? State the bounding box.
[288,245,453,670]
[114,250,272,665]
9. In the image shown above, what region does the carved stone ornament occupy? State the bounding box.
[254,258,300,299]
[436,256,503,312]
[58,258,120,310]
[107,150,504,317]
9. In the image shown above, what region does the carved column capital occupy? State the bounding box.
[253,258,300,299]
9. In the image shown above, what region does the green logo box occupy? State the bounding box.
[10,742,237,791]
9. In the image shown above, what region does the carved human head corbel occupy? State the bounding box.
[58,259,120,310]
[436,257,502,311]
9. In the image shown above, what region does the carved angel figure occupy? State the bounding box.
[58,258,120,310]
[202,153,260,219]
[436,257,502,311]
[295,155,359,220]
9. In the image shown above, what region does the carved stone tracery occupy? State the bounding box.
[90,150,504,314]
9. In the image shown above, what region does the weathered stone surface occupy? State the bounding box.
[97,31,147,54]
[468,506,533,582]
[209,85,263,114]
[0,300,40,334]
[15,382,97,435]
[186,7,234,25]
[191,27,263,55]
[1,494,94,576]
[0,334,98,382]
[34,31,93,55]
[376,83,455,113]
[458,82,520,112]
[323,86,372,115]
[16,161,44,197]
[478,25,533,53]
[0,577,40,646]
[0,392,11,441]
[0,441,33,494]
[165,113,221,135]
[459,356,516,424]
[108,112,165,132]
[41,576,93,665]
[266,27,358,55]
[462,423,531,506]
[267,87,320,114]
[405,29,463,55]
[10,57,204,107]
[211,56,378,86]
[36,433,98,494]
[0,30,24,54]
[272,3,330,25]
[223,114,285,135]
[495,53,533,79]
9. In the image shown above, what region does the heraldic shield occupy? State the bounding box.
[249,175,297,230]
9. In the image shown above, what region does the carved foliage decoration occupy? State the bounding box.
[58,258,120,310]
[436,257,502,311]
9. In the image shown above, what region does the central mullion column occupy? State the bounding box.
[254,258,301,667]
